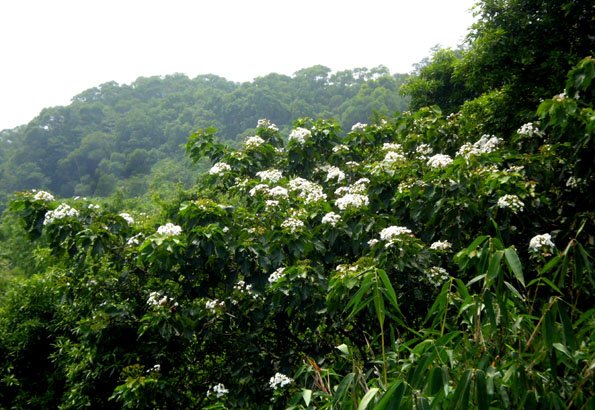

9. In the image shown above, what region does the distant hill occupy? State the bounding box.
[0,66,409,203]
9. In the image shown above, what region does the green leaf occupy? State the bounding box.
[504,247,525,286]
[336,344,350,356]
[475,370,489,410]
[374,381,406,410]
[302,389,313,407]
[358,387,379,410]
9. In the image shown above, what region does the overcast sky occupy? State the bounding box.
[0,0,476,131]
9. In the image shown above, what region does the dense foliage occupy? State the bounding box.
[0,66,408,205]
[1,0,593,408]
[0,55,593,408]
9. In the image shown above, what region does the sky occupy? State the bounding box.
[0,0,476,131]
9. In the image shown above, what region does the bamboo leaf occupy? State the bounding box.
[475,370,489,410]
[504,247,525,286]
[375,381,406,410]
[358,387,379,410]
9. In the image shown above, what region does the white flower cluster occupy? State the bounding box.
[257,118,279,131]
[456,135,502,159]
[205,299,224,312]
[88,203,100,210]
[244,135,265,149]
[147,364,161,373]
[43,203,79,225]
[382,143,402,152]
[426,266,449,287]
[397,179,426,194]
[326,166,346,183]
[268,186,289,198]
[147,291,176,308]
[415,143,433,157]
[268,267,285,283]
[157,223,182,236]
[265,200,280,210]
[207,383,229,398]
[380,226,412,244]
[529,233,555,254]
[427,154,453,169]
[233,280,258,299]
[351,122,367,131]
[249,184,270,197]
[335,263,360,276]
[345,161,359,168]
[517,122,543,137]
[332,144,349,153]
[334,178,369,197]
[566,176,581,188]
[119,212,134,225]
[33,190,54,201]
[281,217,304,233]
[368,238,379,247]
[269,372,293,390]
[288,177,327,204]
[209,162,232,175]
[430,240,452,251]
[497,194,524,213]
[383,150,406,165]
[335,193,369,211]
[321,212,341,227]
[256,168,283,183]
[288,127,311,144]
[126,233,143,247]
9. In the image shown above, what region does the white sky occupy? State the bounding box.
[0,0,476,131]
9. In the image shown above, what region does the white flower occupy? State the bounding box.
[382,143,402,152]
[256,168,283,183]
[566,176,581,188]
[126,233,143,247]
[351,122,367,131]
[147,291,175,307]
[244,135,265,149]
[529,233,555,254]
[207,383,229,398]
[430,240,452,251]
[257,118,279,131]
[268,267,285,283]
[119,212,134,225]
[497,194,524,213]
[147,364,161,373]
[332,144,349,153]
[88,203,100,210]
[268,186,289,199]
[427,154,453,168]
[456,135,501,159]
[426,266,449,287]
[383,151,406,165]
[265,200,280,209]
[205,299,224,312]
[288,178,327,203]
[415,144,432,156]
[288,127,311,144]
[249,184,270,197]
[380,226,412,242]
[335,194,369,211]
[33,190,54,201]
[209,162,232,175]
[269,372,293,390]
[43,203,79,225]
[321,212,341,227]
[517,122,543,137]
[281,217,304,233]
[157,223,182,236]
[326,166,346,183]
[368,239,379,247]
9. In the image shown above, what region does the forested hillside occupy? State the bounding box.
[0,66,408,204]
[0,0,593,409]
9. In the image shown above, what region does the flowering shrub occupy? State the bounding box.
[1,59,593,409]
